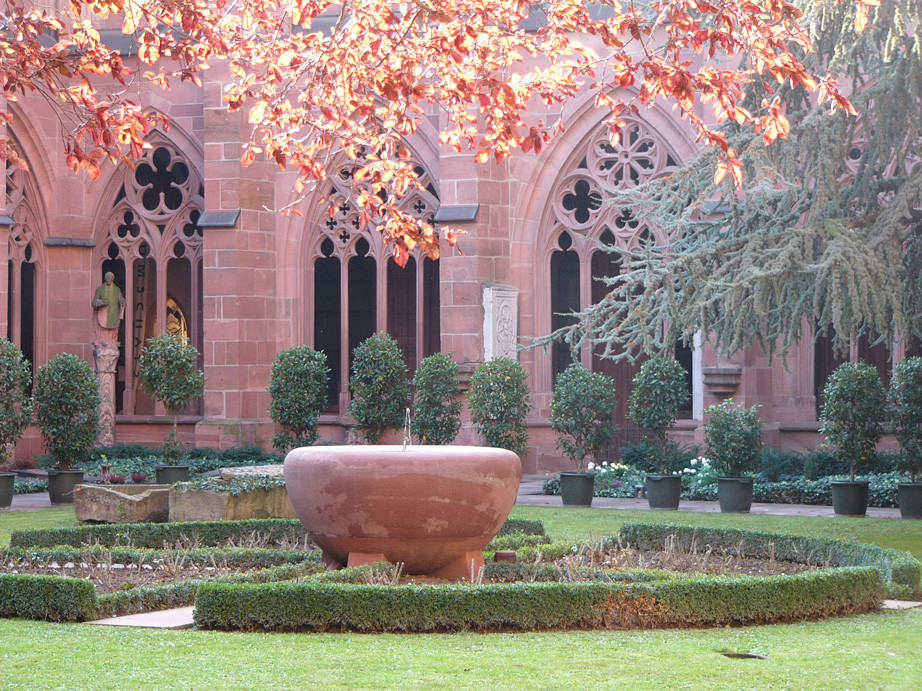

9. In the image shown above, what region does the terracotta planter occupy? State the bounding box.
[284,445,521,579]
[645,474,681,510]
[47,469,85,505]
[897,483,922,520]
[0,473,14,510]
[717,477,753,513]
[831,480,869,517]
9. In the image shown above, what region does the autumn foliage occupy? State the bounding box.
[0,0,860,262]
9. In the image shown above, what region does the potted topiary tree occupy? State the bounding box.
[348,332,410,443]
[550,363,618,507]
[703,398,763,513]
[138,334,205,483]
[820,361,886,517]
[268,346,330,453]
[468,357,532,457]
[888,356,922,519]
[628,355,690,510]
[33,353,101,504]
[411,352,462,445]
[0,338,33,510]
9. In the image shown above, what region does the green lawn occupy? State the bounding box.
[1,507,920,690]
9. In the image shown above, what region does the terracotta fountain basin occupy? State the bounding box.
[283,445,522,580]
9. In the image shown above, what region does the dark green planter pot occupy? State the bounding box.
[0,473,14,510]
[646,474,681,510]
[559,472,595,507]
[47,469,85,505]
[831,480,869,517]
[156,465,191,484]
[717,477,753,513]
[897,483,922,520]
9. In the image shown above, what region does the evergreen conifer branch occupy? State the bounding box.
[552,0,922,361]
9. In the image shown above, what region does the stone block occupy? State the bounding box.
[169,483,296,522]
[73,484,171,524]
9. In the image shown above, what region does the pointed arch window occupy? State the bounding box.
[96,142,204,415]
[310,152,440,412]
[546,119,692,453]
[5,155,45,377]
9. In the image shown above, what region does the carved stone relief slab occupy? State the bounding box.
[483,285,518,361]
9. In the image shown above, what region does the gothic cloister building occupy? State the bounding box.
[1,20,905,473]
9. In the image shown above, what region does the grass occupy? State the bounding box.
[1,506,920,690]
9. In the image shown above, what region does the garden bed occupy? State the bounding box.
[2,519,916,629]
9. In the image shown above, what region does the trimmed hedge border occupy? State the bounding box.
[9,518,308,549]
[9,516,545,550]
[190,522,915,633]
[0,518,546,622]
[96,561,324,619]
[617,523,921,599]
[3,545,320,570]
[0,559,324,622]
[193,568,884,633]
[0,574,97,622]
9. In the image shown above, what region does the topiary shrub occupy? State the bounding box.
[889,356,922,483]
[550,363,617,472]
[627,356,690,473]
[703,399,763,478]
[411,353,462,445]
[0,338,32,470]
[138,334,205,462]
[33,354,101,469]
[820,361,886,482]
[348,332,409,443]
[268,346,329,452]
[468,357,532,456]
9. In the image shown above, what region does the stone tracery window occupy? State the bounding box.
[547,117,691,448]
[96,142,204,415]
[311,152,440,412]
[5,154,44,375]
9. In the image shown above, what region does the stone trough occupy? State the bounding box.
[73,484,171,523]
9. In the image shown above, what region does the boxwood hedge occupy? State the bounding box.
[0,559,324,622]
[9,517,545,550]
[0,518,545,622]
[617,523,920,599]
[3,519,912,629]
[9,518,308,549]
[191,522,914,633]
[193,568,884,633]
[0,573,97,622]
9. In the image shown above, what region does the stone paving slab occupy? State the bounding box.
[882,600,922,610]
[87,606,195,629]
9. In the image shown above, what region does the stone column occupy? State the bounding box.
[94,345,119,446]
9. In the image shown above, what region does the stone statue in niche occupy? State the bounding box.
[92,271,125,445]
[92,271,126,348]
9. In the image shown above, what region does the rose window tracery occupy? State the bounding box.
[551,118,679,250]
[319,152,439,257]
